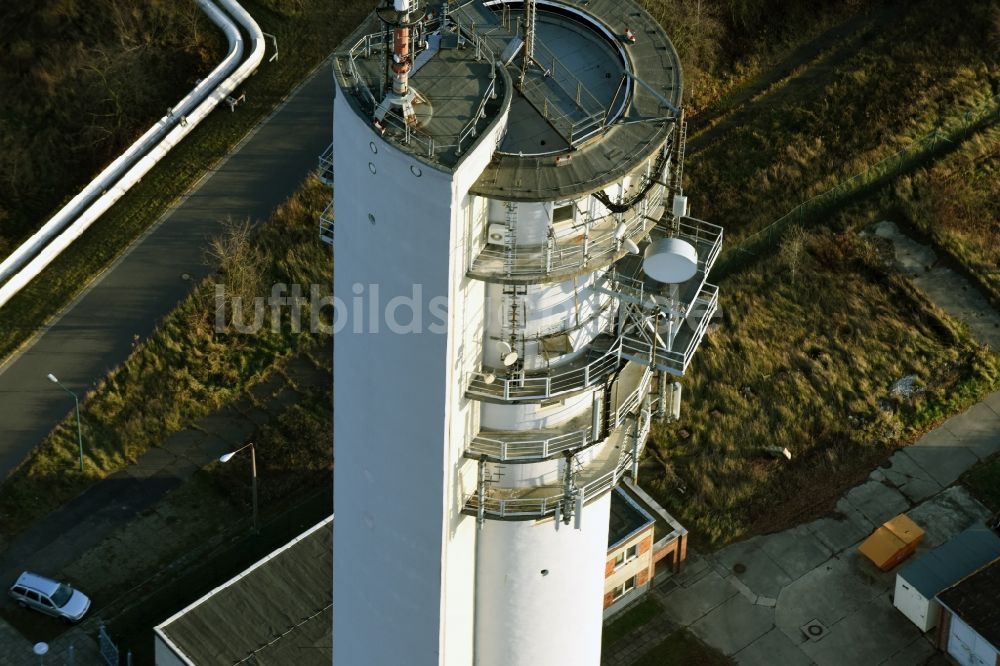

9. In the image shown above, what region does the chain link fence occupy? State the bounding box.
[715,94,1000,278]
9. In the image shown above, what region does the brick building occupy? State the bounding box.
[603,481,687,617]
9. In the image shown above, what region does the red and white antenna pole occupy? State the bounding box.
[391,0,412,96]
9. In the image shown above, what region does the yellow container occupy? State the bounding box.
[858,513,925,571]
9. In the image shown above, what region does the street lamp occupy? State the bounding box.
[220,442,258,534]
[47,373,83,472]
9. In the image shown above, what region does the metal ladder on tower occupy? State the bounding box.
[667,111,688,235]
[503,201,518,277]
[673,113,688,196]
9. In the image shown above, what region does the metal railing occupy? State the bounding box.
[468,184,666,281]
[620,283,719,377]
[467,366,652,460]
[466,335,622,402]
[470,425,593,461]
[604,216,723,315]
[342,27,500,161]
[319,203,334,245]
[519,37,607,145]
[609,367,652,427]
[464,408,651,519]
[318,142,333,186]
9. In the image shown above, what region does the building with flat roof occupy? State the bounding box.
[936,556,1000,666]
[894,525,1000,632]
[153,517,332,665]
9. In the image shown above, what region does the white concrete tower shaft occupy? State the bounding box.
[330,1,719,664]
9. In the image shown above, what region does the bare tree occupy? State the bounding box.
[779,225,807,284]
[207,217,266,306]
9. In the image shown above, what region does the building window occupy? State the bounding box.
[612,575,637,601]
[614,543,639,570]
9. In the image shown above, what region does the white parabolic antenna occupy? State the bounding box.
[643,237,698,283]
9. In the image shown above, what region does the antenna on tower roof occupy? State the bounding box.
[519,0,538,89]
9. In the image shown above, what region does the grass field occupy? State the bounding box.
[962,454,1000,513]
[641,224,1000,548]
[0,0,374,364]
[686,0,998,247]
[640,0,873,114]
[0,177,332,540]
[0,1,223,252]
[895,125,1000,307]
[628,0,1000,549]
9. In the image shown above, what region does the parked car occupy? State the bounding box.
[8,572,90,623]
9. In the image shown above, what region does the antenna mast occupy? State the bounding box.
[519,0,538,88]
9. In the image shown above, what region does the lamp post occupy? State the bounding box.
[220,442,257,534]
[47,374,83,472]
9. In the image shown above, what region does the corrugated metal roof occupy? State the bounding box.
[157,517,332,665]
[897,526,1000,598]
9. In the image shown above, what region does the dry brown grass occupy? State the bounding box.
[685,0,998,248]
[0,177,332,539]
[894,126,1000,306]
[641,228,1000,547]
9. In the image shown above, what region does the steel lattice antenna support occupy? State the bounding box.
[519,0,538,88]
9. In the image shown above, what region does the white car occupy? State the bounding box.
[8,572,91,623]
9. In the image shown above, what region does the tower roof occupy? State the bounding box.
[332,0,681,200]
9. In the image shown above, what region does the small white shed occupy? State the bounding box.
[937,557,1000,666]
[893,526,1000,632]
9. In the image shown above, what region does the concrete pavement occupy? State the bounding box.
[0,60,333,483]
[638,392,1000,666]
[605,218,1000,665]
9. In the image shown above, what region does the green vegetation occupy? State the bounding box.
[632,629,732,666]
[0,1,223,252]
[686,0,998,246]
[962,454,1000,512]
[210,368,333,509]
[631,0,1000,549]
[0,0,375,363]
[0,177,332,539]
[641,0,873,113]
[895,126,1000,307]
[603,597,663,648]
[642,224,1000,548]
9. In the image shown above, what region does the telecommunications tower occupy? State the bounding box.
[327,0,722,663]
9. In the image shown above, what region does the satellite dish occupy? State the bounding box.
[623,238,640,255]
[496,340,519,366]
[483,372,496,385]
[614,221,628,240]
[643,237,698,283]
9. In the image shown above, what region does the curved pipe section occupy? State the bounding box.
[0,0,266,310]
[0,0,243,285]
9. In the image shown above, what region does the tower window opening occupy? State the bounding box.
[553,202,576,224]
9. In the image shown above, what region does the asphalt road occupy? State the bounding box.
[0,63,332,483]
